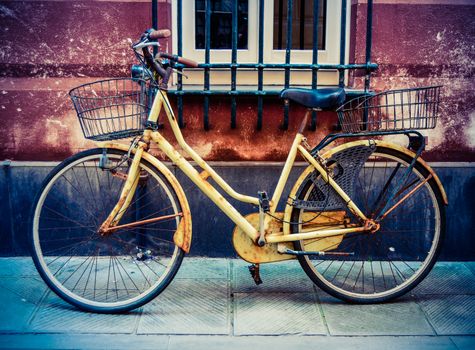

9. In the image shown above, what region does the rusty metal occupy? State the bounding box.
[379,174,433,221]
[232,211,348,264]
[96,141,193,253]
[110,170,128,181]
[298,110,310,134]
[199,170,210,180]
[100,212,183,234]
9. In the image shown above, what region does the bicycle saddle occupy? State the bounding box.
[280,87,346,110]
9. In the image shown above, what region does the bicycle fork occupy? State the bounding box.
[98,142,146,235]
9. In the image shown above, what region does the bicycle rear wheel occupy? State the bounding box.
[291,145,445,303]
[31,148,185,313]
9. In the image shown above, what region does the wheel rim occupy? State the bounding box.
[32,152,182,309]
[294,149,441,300]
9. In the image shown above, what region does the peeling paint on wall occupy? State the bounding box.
[0,1,473,162]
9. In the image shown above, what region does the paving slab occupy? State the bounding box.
[413,262,475,295]
[233,292,326,335]
[28,291,140,333]
[0,334,458,350]
[169,335,458,350]
[137,279,229,335]
[450,336,475,350]
[418,295,475,335]
[0,334,170,350]
[0,277,46,332]
[232,259,314,293]
[465,262,475,276]
[0,257,39,277]
[175,257,229,280]
[319,294,435,336]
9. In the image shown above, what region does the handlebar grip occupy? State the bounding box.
[160,53,199,68]
[149,29,171,40]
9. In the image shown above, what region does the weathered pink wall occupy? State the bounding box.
[0,0,473,161]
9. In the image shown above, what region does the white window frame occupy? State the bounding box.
[171,0,351,87]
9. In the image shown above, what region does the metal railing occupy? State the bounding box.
[152,0,376,130]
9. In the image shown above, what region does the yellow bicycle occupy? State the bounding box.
[30,29,447,313]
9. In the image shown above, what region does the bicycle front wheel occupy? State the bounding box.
[291,145,445,303]
[31,148,186,313]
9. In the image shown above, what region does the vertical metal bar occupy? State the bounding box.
[257,0,265,130]
[339,0,347,87]
[364,0,373,92]
[204,0,211,130]
[362,0,373,128]
[278,0,283,49]
[231,0,238,129]
[299,0,305,50]
[177,0,184,128]
[310,0,320,131]
[282,0,293,130]
[152,0,158,56]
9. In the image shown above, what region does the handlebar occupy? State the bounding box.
[159,53,199,68]
[133,28,199,89]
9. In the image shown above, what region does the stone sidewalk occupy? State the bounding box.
[0,258,474,349]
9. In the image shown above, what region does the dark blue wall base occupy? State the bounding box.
[1,162,474,260]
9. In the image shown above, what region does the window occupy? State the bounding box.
[273,0,326,51]
[195,0,249,49]
[171,0,349,86]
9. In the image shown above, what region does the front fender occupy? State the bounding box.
[97,142,192,253]
[283,140,448,235]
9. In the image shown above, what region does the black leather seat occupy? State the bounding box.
[280,87,346,110]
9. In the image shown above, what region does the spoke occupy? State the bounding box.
[387,260,398,286]
[94,252,98,300]
[371,163,402,217]
[82,252,97,296]
[81,163,102,217]
[58,174,101,225]
[341,260,356,288]
[106,255,113,301]
[39,225,97,233]
[62,255,92,286]
[111,229,175,246]
[42,206,98,235]
[44,235,95,255]
[370,261,376,293]
[71,255,95,292]
[118,181,171,218]
[113,256,130,297]
[330,261,346,283]
[111,252,119,300]
[113,256,141,293]
[380,261,387,290]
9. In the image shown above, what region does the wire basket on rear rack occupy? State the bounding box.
[336,86,442,133]
[69,78,155,141]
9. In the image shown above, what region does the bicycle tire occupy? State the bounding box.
[291,145,446,303]
[30,148,186,313]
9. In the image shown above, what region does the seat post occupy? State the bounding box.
[298,110,311,134]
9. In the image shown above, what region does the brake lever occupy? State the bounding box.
[132,41,161,52]
[173,68,189,79]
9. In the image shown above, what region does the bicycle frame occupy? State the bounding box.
[98,89,372,247]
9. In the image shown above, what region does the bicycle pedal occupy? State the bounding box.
[248,264,263,285]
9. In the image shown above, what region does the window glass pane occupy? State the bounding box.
[273,0,326,50]
[195,0,248,50]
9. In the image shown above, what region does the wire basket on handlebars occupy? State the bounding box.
[337,86,442,133]
[69,78,155,141]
